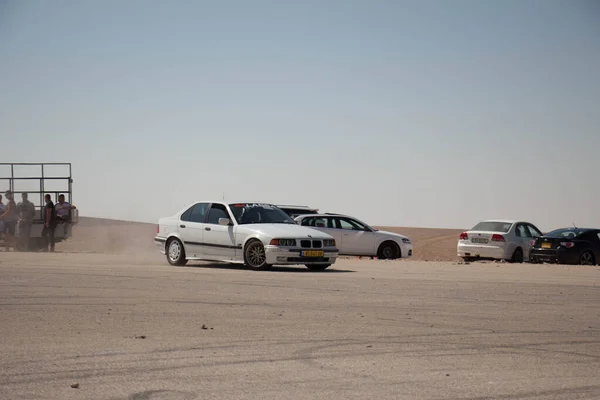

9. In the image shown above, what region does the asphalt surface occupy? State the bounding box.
[0,252,599,400]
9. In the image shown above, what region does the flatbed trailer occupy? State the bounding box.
[0,163,79,251]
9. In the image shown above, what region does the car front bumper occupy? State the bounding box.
[403,243,413,257]
[265,245,339,265]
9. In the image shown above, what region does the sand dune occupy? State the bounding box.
[55,217,463,261]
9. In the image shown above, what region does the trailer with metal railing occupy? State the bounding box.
[0,163,79,251]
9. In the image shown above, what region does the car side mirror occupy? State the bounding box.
[218,217,232,226]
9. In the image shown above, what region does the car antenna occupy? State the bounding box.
[572,221,577,229]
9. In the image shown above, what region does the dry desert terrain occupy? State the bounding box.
[1,217,599,400]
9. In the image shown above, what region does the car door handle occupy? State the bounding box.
[205,227,211,231]
[180,224,186,228]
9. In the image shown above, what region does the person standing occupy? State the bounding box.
[17,193,36,251]
[0,194,5,244]
[0,191,19,251]
[42,194,57,252]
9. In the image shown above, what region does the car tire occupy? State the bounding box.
[511,247,524,263]
[305,264,331,271]
[462,256,474,263]
[377,241,401,260]
[579,250,595,265]
[244,239,272,270]
[166,238,187,266]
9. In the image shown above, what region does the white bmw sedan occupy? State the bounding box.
[154,201,339,270]
[457,219,543,263]
[294,213,413,260]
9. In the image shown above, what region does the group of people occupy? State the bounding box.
[0,191,76,252]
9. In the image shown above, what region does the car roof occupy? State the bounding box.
[547,227,597,232]
[276,205,317,210]
[295,213,350,218]
[478,219,519,224]
[184,201,282,208]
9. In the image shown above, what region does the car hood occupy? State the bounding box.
[238,223,333,239]
[376,230,410,241]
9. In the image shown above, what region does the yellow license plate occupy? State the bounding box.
[541,242,551,249]
[302,250,324,257]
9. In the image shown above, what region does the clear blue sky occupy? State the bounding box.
[1,0,599,230]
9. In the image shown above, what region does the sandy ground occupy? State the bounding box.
[0,250,599,400]
[1,218,599,399]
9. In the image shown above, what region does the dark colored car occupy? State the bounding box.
[529,227,600,265]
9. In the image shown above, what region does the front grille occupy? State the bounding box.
[300,240,323,248]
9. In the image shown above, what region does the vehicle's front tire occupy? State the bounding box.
[244,239,272,270]
[166,238,187,266]
[511,247,524,263]
[305,264,331,271]
[579,250,595,265]
[377,241,401,260]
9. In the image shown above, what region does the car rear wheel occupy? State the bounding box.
[377,241,401,260]
[305,264,331,271]
[511,247,524,263]
[244,239,272,270]
[579,251,595,265]
[167,238,187,266]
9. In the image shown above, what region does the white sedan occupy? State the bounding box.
[457,219,543,263]
[154,201,339,271]
[294,213,413,259]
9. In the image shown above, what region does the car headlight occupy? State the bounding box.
[323,239,336,247]
[269,238,296,247]
[402,238,411,244]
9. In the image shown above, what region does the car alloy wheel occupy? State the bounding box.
[245,240,271,270]
[580,251,594,265]
[378,241,400,260]
[166,238,187,266]
[169,240,181,262]
[381,246,394,258]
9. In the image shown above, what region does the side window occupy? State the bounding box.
[180,205,194,221]
[313,217,329,227]
[338,218,364,230]
[581,231,600,243]
[189,203,209,223]
[326,217,335,228]
[515,224,527,237]
[527,224,542,238]
[206,203,231,225]
[300,217,313,226]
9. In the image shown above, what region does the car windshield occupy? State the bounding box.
[544,228,586,239]
[470,221,513,233]
[229,203,296,225]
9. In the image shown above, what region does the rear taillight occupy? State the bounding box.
[156,225,160,234]
[459,232,468,240]
[491,234,505,242]
[560,241,575,248]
